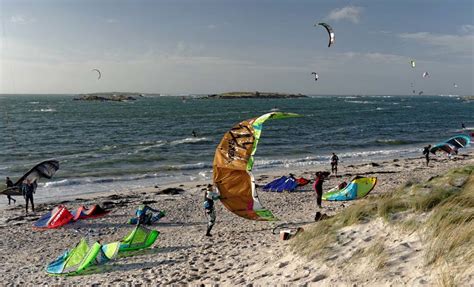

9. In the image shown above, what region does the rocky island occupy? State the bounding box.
[74,92,144,102]
[202,91,307,99]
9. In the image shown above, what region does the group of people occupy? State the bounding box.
[5,177,36,214]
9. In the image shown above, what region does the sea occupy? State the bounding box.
[0,94,472,203]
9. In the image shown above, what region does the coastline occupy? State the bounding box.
[1,150,472,285]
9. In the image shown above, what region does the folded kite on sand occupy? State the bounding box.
[263,175,310,192]
[34,204,109,229]
[323,176,377,201]
[46,225,159,275]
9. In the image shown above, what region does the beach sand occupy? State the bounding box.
[0,152,472,285]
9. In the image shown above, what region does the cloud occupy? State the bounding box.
[327,6,363,23]
[398,32,474,54]
[207,24,217,29]
[10,15,36,24]
[460,24,474,33]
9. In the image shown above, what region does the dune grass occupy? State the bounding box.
[292,165,474,279]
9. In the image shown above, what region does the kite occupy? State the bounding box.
[316,23,335,47]
[311,72,319,81]
[92,69,101,80]
[213,112,300,221]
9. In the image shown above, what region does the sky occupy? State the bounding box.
[0,0,473,95]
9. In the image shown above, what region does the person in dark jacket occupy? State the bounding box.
[313,172,329,221]
[5,177,16,205]
[21,179,35,214]
[423,145,431,166]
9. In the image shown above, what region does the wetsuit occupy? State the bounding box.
[204,190,219,236]
[6,178,16,205]
[22,182,35,213]
[423,146,430,166]
[313,177,324,209]
[331,155,339,175]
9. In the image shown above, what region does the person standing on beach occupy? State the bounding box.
[313,172,327,220]
[423,145,431,166]
[21,179,35,214]
[330,153,339,177]
[204,184,220,237]
[5,177,16,205]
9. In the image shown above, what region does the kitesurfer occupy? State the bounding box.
[313,172,328,221]
[423,145,431,167]
[192,130,197,137]
[5,177,16,205]
[21,179,35,214]
[462,123,466,129]
[330,153,339,177]
[131,205,165,225]
[204,184,220,237]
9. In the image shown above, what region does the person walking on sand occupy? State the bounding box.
[313,172,327,221]
[5,177,16,205]
[423,145,431,166]
[204,184,220,237]
[330,153,339,177]
[21,179,35,214]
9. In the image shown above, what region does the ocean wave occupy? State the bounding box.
[29,101,39,104]
[135,141,166,152]
[33,108,56,112]
[345,100,374,104]
[170,137,210,145]
[375,139,414,145]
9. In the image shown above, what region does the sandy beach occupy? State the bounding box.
[0,152,473,286]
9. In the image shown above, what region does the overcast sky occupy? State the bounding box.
[0,0,473,95]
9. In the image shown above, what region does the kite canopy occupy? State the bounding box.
[46,226,159,275]
[34,205,74,229]
[317,23,335,47]
[46,239,101,275]
[323,176,377,201]
[213,112,300,221]
[431,134,471,154]
[92,68,101,80]
[410,60,416,68]
[311,72,319,81]
[34,205,109,229]
[1,160,60,196]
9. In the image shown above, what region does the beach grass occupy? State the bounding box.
[292,165,473,281]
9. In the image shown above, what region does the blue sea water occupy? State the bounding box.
[0,94,472,202]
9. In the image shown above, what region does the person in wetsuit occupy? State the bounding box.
[423,145,431,167]
[5,177,16,205]
[21,179,35,214]
[204,184,220,237]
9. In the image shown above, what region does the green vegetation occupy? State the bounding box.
[292,166,473,282]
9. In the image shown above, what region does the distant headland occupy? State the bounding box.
[201,91,307,99]
[74,92,144,102]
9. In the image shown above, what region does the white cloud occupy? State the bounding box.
[327,6,363,23]
[207,24,217,29]
[10,15,36,24]
[460,24,474,33]
[398,32,474,54]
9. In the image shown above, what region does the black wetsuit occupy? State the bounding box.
[22,183,35,213]
[6,178,16,205]
[423,146,430,166]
